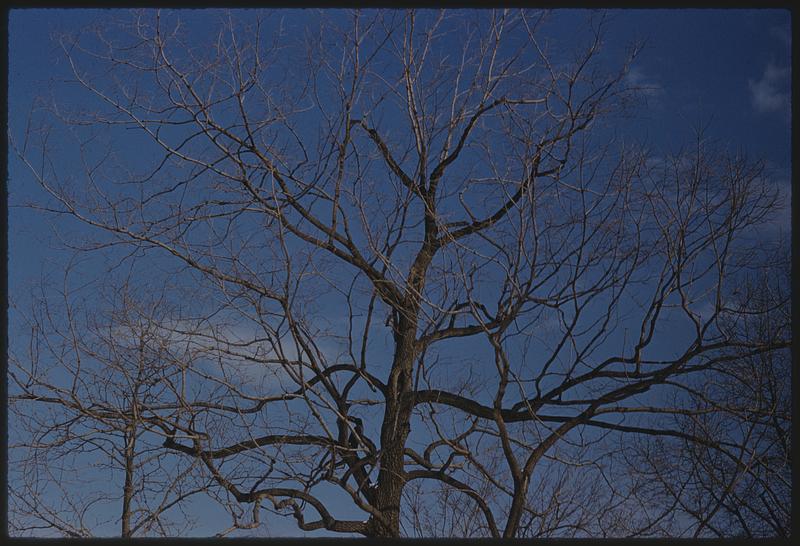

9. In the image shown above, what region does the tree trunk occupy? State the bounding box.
[121,428,136,538]
[366,314,418,537]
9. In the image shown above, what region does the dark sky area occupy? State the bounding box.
[8,8,792,295]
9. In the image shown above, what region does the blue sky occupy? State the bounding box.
[7,8,791,538]
[8,8,792,296]
[605,10,790,163]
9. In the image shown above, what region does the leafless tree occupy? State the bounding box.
[9,269,214,537]
[9,9,790,538]
[622,255,791,538]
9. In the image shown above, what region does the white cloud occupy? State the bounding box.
[769,24,791,48]
[108,317,294,384]
[748,62,790,115]
[625,66,663,100]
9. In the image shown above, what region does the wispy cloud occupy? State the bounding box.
[625,66,663,102]
[748,62,790,115]
[769,23,791,48]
